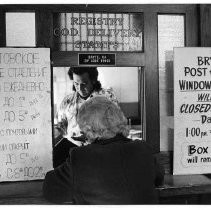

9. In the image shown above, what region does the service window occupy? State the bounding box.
[53,66,145,141]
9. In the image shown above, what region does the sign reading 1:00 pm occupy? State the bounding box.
[79,53,116,66]
[53,13,143,52]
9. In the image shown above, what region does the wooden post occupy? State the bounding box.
[200,5,211,47]
[0,8,6,47]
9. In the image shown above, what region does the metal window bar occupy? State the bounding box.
[64,13,67,51]
[93,13,96,51]
[129,14,131,51]
[101,13,103,51]
[86,12,89,51]
[71,13,74,51]
[79,13,82,51]
[138,66,146,141]
[107,13,110,51]
[121,13,124,51]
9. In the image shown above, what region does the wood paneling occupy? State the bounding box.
[52,51,145,67]
[0,4,199,13]
[185,5,199,46]
[200,5,211,46]
[36,10,53,48]
[0,181,51,204]
[144,10,160,152]
[0,9,6,47]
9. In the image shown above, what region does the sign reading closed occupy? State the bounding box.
[0,48,53,182]
[174,47,211,175]
[53,12,143,51]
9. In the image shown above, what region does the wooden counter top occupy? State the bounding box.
[158,174,211,197]
[0,181,50,204]
[0,152,210,204]
[1,173,211,204]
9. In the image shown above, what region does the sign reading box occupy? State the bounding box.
[79,53,116,66]
[0,48,53,182]
[174,47,211,175]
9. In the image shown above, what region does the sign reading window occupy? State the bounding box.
[174,47,211,175]
[53,13,143,52]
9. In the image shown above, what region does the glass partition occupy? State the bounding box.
[158,14,185,151]
[6,12,36,47]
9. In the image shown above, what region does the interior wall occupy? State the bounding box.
[98,67,138,103]
[98,67,139,118]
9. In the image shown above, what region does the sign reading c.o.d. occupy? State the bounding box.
[174,47,211,175]
[0,48,53,182]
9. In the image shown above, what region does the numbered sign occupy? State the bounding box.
[174,47,211,175]
[0,48,53,181]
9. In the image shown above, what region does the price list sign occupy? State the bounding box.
[0,48,53,181]
[174,47,211,175]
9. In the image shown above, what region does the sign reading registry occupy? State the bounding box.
[53,13,143,52]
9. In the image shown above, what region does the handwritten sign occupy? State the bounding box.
[53,13,143,51]
[0,48,53,181]
[174,47,211,175]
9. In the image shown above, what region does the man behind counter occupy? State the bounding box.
[54,66,119,167]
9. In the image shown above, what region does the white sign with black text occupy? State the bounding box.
[174,47,211,175]
[0,48,53,181]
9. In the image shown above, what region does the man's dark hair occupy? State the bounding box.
[68,66,102,91]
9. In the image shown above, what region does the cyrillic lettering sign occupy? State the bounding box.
[0,48,53,181]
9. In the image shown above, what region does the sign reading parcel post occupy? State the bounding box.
[0,48,53,181]
[174,47,211,175]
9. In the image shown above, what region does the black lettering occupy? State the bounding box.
[198,56,211,66]
[188,145,196,155]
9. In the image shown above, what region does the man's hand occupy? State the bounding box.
[71,135,87,146]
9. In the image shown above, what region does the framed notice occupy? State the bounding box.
[174,47,211,175]
[0,48,53,181]
[78,53,116,66]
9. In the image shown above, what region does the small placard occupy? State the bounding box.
[79,53,116,66]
